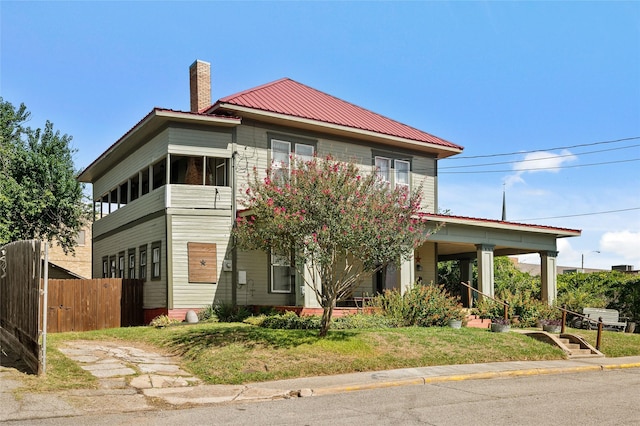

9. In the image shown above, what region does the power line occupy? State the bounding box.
[515,207,640,221]
[439,144,640,170]
[439,158,640,174]
[443,136,640,160]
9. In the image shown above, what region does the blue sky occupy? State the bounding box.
[2,1,639,270]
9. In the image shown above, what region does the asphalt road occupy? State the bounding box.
[6,368,640,425]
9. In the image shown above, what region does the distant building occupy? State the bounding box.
[46,225,92,279]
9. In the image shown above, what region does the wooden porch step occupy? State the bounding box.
[465,315,491,329]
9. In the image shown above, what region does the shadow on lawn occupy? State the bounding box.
[163,325,354,357]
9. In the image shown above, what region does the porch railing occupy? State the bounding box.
[459,281,509,321]
[557,304,604,351]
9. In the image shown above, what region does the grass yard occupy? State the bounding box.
[13,323,640,393]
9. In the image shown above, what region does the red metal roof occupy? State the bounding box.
[420,212,581,236]
[212,78,463,151]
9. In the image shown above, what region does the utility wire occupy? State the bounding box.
[439,158,640,174]
[440,144,640,169]
[515,207,640,221]
[443,136,640,160]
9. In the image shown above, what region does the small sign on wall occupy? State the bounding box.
[188,242,217,283]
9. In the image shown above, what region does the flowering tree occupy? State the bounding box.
[234,155,431,336]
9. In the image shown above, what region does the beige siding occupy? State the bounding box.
[236,249,293,306]
[93,187,165,238]
[167,186,232,210]
[168,214,234,308]
[167,127,233,156]
[412,156,437,212]
[93,129,170,198]
[415,242,438,285]
[92,215,167,309]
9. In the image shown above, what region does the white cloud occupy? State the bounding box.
[505,149,578,188]
[600,231,640,267]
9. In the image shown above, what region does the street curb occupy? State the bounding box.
[309,362,640,396]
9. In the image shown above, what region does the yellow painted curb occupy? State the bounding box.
[310,363,640,396]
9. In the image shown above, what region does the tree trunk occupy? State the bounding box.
[319,295,336,337]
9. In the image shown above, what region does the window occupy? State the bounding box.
[152,158,167,190]
[395,159,410,190]
[102,257,108,278]
[375,156,391,183]
[295,143,314,163]
[270,254,292,293]
[139,246,147,280]
[75,230,86,246]
[109,256,116,278]
[141,168,150,195]
[130,174,140,201]
[119,182,129,206]
[151,242,161,279]
[128,250,136,279]
[118,253,125,278]
[271,140,290,182]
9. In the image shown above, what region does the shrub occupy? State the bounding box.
[149,315,180,328]
[197,304,219,323]
[213,302,252,322]
[370,284,465,327]
[260,311,321,330]
[331,313,401,329]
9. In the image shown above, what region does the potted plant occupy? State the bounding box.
[539,318,562,333]
[447,308,466,329]
[490,317,511,333]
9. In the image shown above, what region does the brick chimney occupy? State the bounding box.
[189,60,211,112]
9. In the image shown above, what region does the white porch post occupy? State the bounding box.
[540,250,558,305]
[399,252,415,294]
[476,244,495,299]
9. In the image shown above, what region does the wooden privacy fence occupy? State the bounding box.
[0,240,43,374]
[46,279,144,333]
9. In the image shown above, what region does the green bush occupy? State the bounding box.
[332,313,401,329]
[197,305,219,323]
[370,284,465,327]
[260,311,321,329]
[149,315,180,328]
[213,302,252,322]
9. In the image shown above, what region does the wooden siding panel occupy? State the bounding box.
[168,186,232,210]
[93,129,169,197]
[92,215,167,309]
[168,127,233,156]
[169,215,232,308]
[188,243,217,283]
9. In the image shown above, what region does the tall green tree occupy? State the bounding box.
[234,156,431,336]
[0,98,90,253]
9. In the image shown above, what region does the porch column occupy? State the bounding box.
[459,259,474,306]
[476,244,495,299]
[540,250,559,305]
[399,252,415,294]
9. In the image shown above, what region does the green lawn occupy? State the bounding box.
[14,323,640,392]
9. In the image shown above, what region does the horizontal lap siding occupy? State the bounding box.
[234,125,269,204]
[169,214,233,308]
[236,250,292,306]
[92,215,167,309]
[168,127,233,155]
[93,129,169,197]
[168,186,232,210]
[93,187,165,238]
[412,156,436,212]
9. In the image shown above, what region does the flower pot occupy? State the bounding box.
[448,319,462,329]
[543,324,561,333]
[490,323,510,333]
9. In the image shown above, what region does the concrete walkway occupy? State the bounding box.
[2,340,640,422]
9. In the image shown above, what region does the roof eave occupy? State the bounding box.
[213,103,463,159]
[421,213,582,238]
[78,109,241,183]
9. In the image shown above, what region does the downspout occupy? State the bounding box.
[231,133,238,306]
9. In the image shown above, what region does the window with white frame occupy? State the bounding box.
[271,140,291,182]
[375,156,391,183]
[139,246,147,280]
[128,251,135,278]
[270,254,292,293]
[102,257,108,278]
[395,159,410,190]
[118,254,125,278]
[295,143,315,163]
[152,243,161,279]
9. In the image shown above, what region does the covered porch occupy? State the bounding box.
[413,214,581,305]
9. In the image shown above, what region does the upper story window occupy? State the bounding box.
[270,136,316,181]
[375,157,391,184]
[170,155,229,186]
[395,160,410,190]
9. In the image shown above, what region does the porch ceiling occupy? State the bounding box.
[436,241,533,261]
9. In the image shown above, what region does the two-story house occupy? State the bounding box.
[78,60,580,322]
